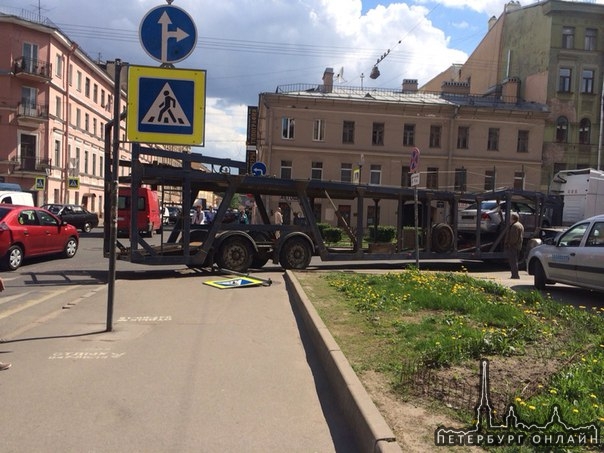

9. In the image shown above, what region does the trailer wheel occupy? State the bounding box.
[431,223,454,253]
[533,260,547,290]
[249,232,271,269]
[279,237,312,270]
[215,236,253,273]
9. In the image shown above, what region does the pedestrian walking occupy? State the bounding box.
[274,207,283,239]
[504,212,524,279]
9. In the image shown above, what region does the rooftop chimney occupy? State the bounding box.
[501,76,520,103]
[441,81,471,96]
[402,79,418,93]
[322,67,334,93]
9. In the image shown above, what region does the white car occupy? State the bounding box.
[527,214,604,292]
[458,200,549,234]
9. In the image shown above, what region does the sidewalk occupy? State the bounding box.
[0,271,367,452]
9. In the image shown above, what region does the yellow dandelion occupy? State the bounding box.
[590,394,597,399]
[572,409,579,413]
[515,397,522,402]
[529,405,536,410]
[550,389,558,395]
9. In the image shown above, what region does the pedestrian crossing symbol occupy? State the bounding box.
[127,65,206,145]
[142,83,191,127]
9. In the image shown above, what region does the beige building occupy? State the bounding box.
[424,0,604,188]
[256,68,547,227]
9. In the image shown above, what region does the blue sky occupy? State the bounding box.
[2,0,603,160]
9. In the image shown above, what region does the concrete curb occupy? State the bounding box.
[284,270,402,453]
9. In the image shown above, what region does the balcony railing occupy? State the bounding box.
[8,156,51,173]
[13,56,52,79]
[17,102,49,120]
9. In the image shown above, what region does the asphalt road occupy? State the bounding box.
[0,228,602,452]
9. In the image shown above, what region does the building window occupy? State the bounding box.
[484,170,495,191]
[76,108,81,128]
[514,171,525,190]
[517,130,529,153]
[426,167,439,189]
[313,119,325,141]
[403,124,415,146]
[342,121,355,144]
[280,160,292,179]
[92,154,96,176]
[93,84,98,103]
[55,54,63,77]
[562,26,574,49]
[340,163,352,183]
[85,78,91,97]
[369,164,381,185]
[311,161,323,180]
[401,166,411,187]
[84,113,89,131]
[372,122,384,145]
[76,71,82,91]
[101,89,105,107]
[558,68,572,93]
[579,118,591,145]
[455,168,467,192]
[487,128,499,151]
[457,126,469,149]
[54,140,61,168]
[585,28,597,51]
[55,96,62,119]
[68,64,73,85]
[556,116,569,142]
[429,125,441,148]
[581,69,594,93]
[84,150,89,174]
[93,118,97,136]
[99,156,103,178]
[281,117,295,139]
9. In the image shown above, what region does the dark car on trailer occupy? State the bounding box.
[42,204,99,233]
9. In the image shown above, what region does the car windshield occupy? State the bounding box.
[43,205,61,214]
[466,201,500,211]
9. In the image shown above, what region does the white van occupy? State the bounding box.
[0,191,35,206]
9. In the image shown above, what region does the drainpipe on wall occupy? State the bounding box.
[62,43,78,204]
[598,77,604,171]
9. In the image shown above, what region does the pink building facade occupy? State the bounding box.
[0,12,129,215]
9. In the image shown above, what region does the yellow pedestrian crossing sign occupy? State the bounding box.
[35,177,45,190]
[68,177,79,189]
[127,65,206,145]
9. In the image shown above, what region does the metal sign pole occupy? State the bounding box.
[106,59,122,332]
[414,184,419,269]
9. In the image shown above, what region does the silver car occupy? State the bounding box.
[458,200,548,234]
[527,214,604,292]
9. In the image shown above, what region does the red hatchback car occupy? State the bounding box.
[0,205,79,271]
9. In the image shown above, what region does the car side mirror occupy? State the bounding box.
[544,237,555,246]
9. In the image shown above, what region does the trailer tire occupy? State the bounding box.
[249,232,271,269]
[431,223,454,253]
[215,236,253,273]
[279,237,312,270]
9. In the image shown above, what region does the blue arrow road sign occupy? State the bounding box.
[251,162,267,176]
[139,5,197,64]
